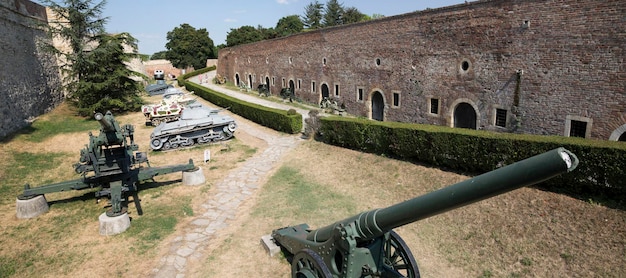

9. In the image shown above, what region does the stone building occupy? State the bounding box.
[217,0,625,141]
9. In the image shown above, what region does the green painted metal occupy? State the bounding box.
[18,111,196,217]
[271,147,579,278]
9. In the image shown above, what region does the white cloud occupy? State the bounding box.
[224,18,237,23]
[276,0,298,4]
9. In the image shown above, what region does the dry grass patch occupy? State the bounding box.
[193,140,625,277]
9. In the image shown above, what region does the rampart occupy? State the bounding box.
[217,0,626,140]
[0,0,62,139]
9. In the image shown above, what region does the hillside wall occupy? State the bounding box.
[0,0,62,139]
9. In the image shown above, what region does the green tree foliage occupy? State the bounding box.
[74,33,143,115]
[342,7,367,24]
[165,23,217,69]
[150,50,168,60]
[323,0,344,27]
[40,0,143,115]
[226,25,266,47]
[302,0,323,29]
[275,15,304,37]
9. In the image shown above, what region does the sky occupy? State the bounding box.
[40,0,469,55]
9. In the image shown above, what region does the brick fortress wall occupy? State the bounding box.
[217,0,625,140]
[0,0,62,139]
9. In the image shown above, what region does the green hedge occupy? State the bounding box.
[320,116,626,199]
[177,66,216,87]
[179,70,302,134]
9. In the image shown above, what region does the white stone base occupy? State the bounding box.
[182,167,205,186]
[260,234,281,257]
[99,212,131,236]
[16,195,49,219]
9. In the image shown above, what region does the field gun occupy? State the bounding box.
[270,148,579,278]
[17,111,196,218]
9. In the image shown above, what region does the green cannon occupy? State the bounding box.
[17,111,196,218]
[270,148,579,277]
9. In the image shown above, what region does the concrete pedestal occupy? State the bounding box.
[16,195,49,219]
[182,167,205,186]
[99,212,131,236]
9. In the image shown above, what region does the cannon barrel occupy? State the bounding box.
[306,147,578,243]
[95,112,115,132]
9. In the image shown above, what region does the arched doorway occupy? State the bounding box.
[248,75,253,89]
[371,91,384,121]
[265,76,270,94]
[235,73,240,86]
[454,103,477,129]
[609,124,626,141]
[289,80,295,95]
[321,84,330,99]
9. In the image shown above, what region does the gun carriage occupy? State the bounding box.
[270,148,579,278]
[17,111,195,218]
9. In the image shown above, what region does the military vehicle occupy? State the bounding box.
[150,103,237,151]
[145,69,173,95]
[269,148,579,278]
[17,111,196,217]
[141,88,197,126]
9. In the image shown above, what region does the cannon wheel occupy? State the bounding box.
[291,249,332,278]
[382,230,420,278]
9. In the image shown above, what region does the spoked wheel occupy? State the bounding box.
[382,230,420,278]
[163,142,171,150]
[291,249,332,278]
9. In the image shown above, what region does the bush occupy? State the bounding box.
[179,70,302,134]
[319,116,626,200]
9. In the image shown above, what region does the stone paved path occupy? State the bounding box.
[151,75,305,278]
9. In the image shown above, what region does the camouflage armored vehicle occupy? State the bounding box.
[149,104,237,151]
[141,88,197,126]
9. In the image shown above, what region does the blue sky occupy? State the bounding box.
[42,0,468,55]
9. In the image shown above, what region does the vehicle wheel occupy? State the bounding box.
[291,249,332,278]
[150,138,163,150]
[382,230,420,278]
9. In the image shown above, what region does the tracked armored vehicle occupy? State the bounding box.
[150,104,237,151]
[141,88,197,126]
[145,70,173,95]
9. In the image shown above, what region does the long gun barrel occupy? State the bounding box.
[305,147,578,242]
[270,148,579,277]
[95,112,115,132]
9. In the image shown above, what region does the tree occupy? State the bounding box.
[40,0,142,115]
[150,50,168,60]
[275,15,304,37]
[342,7,367,24]
[323,0,344,27]
[226,25,265,47]
[302,1,323,29]
[75,33,143,115]
[165,23,217,70]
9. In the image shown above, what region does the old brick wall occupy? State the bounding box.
[0,0,62,139]
[217,0,625,140]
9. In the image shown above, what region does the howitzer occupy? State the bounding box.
[270,148,579,278]
[17,111,196,218]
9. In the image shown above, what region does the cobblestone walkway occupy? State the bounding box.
[151,77,304,278]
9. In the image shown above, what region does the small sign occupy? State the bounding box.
[204,149,211,163]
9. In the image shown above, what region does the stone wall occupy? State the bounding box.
[0,0,62,139]
[217,0,625,140]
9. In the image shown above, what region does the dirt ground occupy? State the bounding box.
[1,92,625,277]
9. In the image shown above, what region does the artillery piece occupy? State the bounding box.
[269,148,579,277]
[16,111,198,226]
